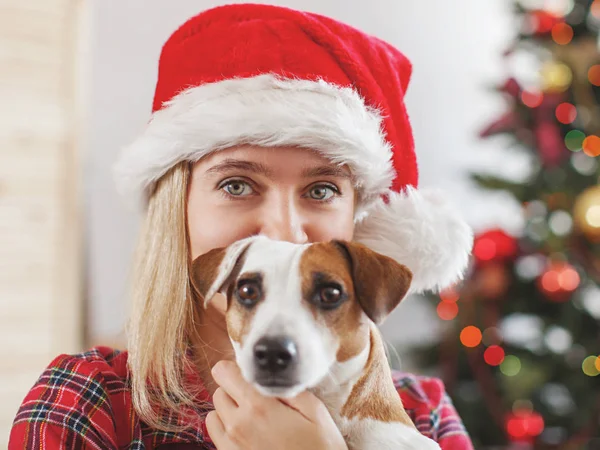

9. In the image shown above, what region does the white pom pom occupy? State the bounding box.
[353,187,473,294]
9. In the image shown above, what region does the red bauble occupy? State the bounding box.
[473,229,519,266]
[537,261,580,302]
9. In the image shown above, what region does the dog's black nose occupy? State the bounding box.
[253,336,298,373]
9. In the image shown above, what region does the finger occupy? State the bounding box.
[280,390,330,423]
[206,411,234,450]
[212,360,262,405]
[213,387,238,418]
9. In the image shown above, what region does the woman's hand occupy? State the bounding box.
[206,360,348,450]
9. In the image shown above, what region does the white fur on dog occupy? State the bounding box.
[340,418,441,450]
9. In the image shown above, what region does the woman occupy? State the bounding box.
[10,4,474,449]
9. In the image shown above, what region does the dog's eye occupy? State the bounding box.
[316,285,345,309]
[236,281,261,306]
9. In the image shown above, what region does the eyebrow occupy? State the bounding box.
[204,158,353,180]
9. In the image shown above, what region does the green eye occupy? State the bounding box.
[309,185,337,201]
[222,180,253,196]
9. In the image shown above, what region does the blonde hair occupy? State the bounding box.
[126,161,204,431]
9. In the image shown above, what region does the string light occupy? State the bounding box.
[482,327,503,346]
[500,355,522,376]
[484,345,506,366]
[437,301,459,321]
[589,65,600,87]
[460,326,482,348]
[582,355,600,376]
[582,135,600,157]
[565,130,585,151]
[555,103,577,124]
[551,22,573,44]
[542,62,572,92]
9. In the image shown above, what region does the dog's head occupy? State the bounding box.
[190,235,412,397]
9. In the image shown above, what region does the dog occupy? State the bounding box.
[191,235,441,450]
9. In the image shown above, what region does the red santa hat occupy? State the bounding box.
[113,3,473,293]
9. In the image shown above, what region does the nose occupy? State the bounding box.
[253,336,298,374]
[259,196,308,244]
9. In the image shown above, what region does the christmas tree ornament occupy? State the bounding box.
[573,185,600,241]
[537,260,581,301]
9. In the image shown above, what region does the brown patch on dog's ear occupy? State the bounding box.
[333,240,412,324]
[190,247,227,300]
[190,241,251,308]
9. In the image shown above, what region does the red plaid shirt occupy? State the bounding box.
[9,347,474,449]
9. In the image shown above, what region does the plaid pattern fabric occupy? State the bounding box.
[9,347,474,449]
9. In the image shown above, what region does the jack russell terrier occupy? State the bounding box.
[191,235,441,450]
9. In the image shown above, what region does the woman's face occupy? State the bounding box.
[187,146,356,261]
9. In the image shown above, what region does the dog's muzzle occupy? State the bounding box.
[253,336,298,387]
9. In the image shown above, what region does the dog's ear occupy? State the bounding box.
[333,240,413,325]
[190,238,253,308]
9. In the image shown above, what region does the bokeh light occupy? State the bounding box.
[437,300,458,321]
[440,287,459,302]
[501,355,522,376]
[555,103,577,124]
[506,407,545,441]
[538,262,580,300]
[565,130,586,151]
[582,135,600,157]
[593,0,600,19]
[521,90,544,108]
[513,399,533,413]
[596,356,600,372]
[586,206,600,227]
[542,62,572,92]
[544,0,575,16]
[484,345,506,366]
[551,23,573,44]
[544,326,573,354]
[515,254,546,280]
[482,327,503,346]
[548,210,573,236]
[582,355,600,376]
[571,152,598,175]
[460,326,482,348]
[589,65,600,87]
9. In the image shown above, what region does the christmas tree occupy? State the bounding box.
[411,1,600,448]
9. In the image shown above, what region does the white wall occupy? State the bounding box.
[85,0,523,358]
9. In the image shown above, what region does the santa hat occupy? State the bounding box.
[113,3,473,293]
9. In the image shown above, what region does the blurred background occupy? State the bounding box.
[1,0,598,448]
